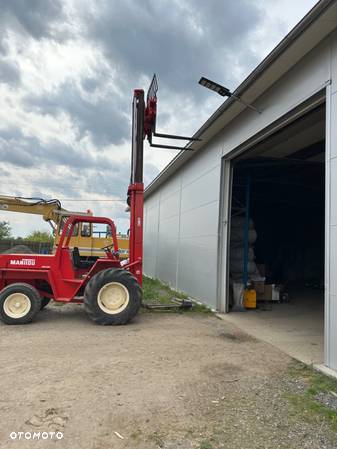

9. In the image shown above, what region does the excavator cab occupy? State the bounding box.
[55,214,128,261]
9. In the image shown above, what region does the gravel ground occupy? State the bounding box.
[0,304,336,449]
[315,392,337,411]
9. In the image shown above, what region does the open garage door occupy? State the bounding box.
[220,95,326,365]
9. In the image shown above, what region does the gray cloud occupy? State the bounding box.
[0,0,65,40]
[0,126,133,203]
[81,77,102,93]
[84,160,160,200]
[0,126,117,170]
[26,80,130,146]
[0,0,66,86]
[0,60,21,86]
[83,0,264,98]
[21,0,265,154]
[85,171,129,201]
[0,166,10,177]
[0,37,9,56]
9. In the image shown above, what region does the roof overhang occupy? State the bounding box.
[144,0,337,199]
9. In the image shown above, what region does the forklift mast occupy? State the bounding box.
[127,75,198,286]
[127,89,145,285]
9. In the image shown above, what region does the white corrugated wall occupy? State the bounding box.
[325,29,337,369]
[144,29,337,371]
[145,34,333,304]
[144,137,222,309]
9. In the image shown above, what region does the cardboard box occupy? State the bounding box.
[264,284,280,301]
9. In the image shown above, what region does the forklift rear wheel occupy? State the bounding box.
[40,297,51,310]
[0,283,41,324]
[84,269,142,325]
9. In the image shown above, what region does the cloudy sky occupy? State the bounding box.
[0,0,318,237]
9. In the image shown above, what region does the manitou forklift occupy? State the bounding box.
[0,76,196,325]
[0,195,130,260]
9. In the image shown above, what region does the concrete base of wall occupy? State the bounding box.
[217,287,324,365]
[314,364,337,379]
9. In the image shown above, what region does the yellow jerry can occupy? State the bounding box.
[244,288,257,309]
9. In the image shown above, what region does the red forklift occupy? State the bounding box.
[0,76,196,325]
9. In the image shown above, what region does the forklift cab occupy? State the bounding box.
[57,215,120,273]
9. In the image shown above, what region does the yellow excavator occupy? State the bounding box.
[0,195,129,260]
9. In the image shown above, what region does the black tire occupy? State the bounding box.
[0,283,41,325]
[84,269,142,325]
[40,297,51,310]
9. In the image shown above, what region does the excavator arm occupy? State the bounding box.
[0,196,90,230]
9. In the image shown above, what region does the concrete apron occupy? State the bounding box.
[215,287,333,375]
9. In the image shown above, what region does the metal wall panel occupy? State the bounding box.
[155,178,181,288]
[177,235,218,308]
[181,165,221,213]
[175,144,221,305]
[159,190,180,221]
[179,201,219,239]
[329,221,337,296]
[181,149,221,186]
[143,196,160,277]
[332,30,337,95]
[143,137,222,304]
[327,294,337,369]
[326,29,337,369]
[331,89,337,159]
[144,173,182,282]
[330,158,337,228]
[156,235,179,287]
[158,175,181,203]
[219,40,331,159]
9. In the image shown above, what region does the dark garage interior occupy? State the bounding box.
[232,153,325,288]
[226,103,326,364]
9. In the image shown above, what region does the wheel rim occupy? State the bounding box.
[97,282,130,314]
[4,293,31,319]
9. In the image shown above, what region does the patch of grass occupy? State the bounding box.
[286,361,337,432]
[142,276,213,314]
[191,302,214,314]
[148,431,165,448]
[289,392,337,430]
[200,439,213,449]
[288,362,337,396]
[143,276,186,304]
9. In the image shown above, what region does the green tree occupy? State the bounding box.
[25,230,54,243]
[0,221,12,239]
